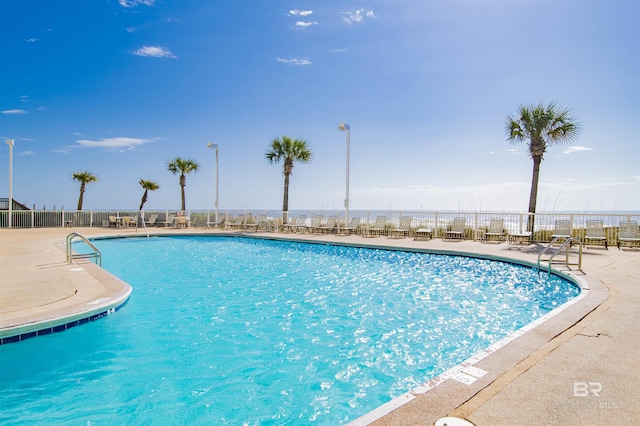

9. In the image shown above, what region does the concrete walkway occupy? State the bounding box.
[1,227,638,424]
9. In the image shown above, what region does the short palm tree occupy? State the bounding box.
[506,102,580,231]
[167,157,199,211]
[138,179,160,211]
[72,170,98,211]
[265,136,312,222]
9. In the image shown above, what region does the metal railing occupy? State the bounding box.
[537,236,583,275]
[66,232,102,266]
[1,209,638,245]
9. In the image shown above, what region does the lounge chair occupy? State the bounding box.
[282,216,298,233]
[144,213,158,227]
[414,227,433,241]
[292,215,309,233]
[584,220,608,249]
[509,231,532,244]
[366,216,387,237]
[318,215,337,234]
[551,220,572,241]
[108,215,119,228]
[226,215,246,230]
[122,215,136,227]
[338,217,360,235]
[307,215,324,234]
[158,214,175,227]
[388,216,413,239]
[617,221,640,249]
[482,218,506,243]
[245,214,267,232]
[443,217,465,241]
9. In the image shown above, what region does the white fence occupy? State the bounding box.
[1,208,638,245]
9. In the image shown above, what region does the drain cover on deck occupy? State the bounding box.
[435,417,475,426]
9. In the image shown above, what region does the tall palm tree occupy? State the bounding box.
[506,102,580,231]
[72,170,98,211]
[265,136,312,222]
[138,179,160,211]
[167,157,199,211]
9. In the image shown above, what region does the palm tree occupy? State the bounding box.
[72,170,98,211]
[265,136,312,222]
[138,179,160,211]
[167,157,199,211]
[506,102,580,231]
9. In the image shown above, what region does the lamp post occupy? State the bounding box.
[5,139,14,229]
[206,142,219,225]
[338,123,350,225]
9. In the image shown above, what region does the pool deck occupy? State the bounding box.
[1,227,638,424]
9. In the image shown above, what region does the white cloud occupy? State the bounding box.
[295,21,318,28]
[132,46,177,59]
[119,0,156,7]
[563,146,594,154]
[1,109,27,115]
[288,10,313,17]
[277,57,312,66]
[25,38,39,43]
[634,176,640,183]
[75,137,153,149]
[342,9,375,24]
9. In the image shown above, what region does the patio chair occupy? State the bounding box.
[282,215,299,233]
[338,217,360,235]
[388,216,413,239]
[551,220,572,241]
[245,214,267,232]
[366,216,387,237]
[108,215,119,228]
[228,215,247,230]
[306,215,324,234]
[444,217,466,241]
[144,213,158,227]
[617,221,640,249]
[584,220,608,249]
[482,218,506,243]
[292,215,309,233]
[122,215,136,227]
[318,215,337,234]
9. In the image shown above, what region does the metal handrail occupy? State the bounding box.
[66,232,102,266]
[537,236,582,275]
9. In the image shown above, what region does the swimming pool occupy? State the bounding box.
[0,235,581,424]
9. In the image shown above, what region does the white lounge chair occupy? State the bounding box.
[388,216,412,239]
[144,213,158,227]
[282,215,300,233]
[366,216,387,237]
[338,217,360,235]
[318,215,337,234]
[482,218,506,243]
[306,215,324,234]
[444,217,465,241]
[584,220,608,249]
[617,221,640,249]
[245,214,267,232]
[551,220,572,241]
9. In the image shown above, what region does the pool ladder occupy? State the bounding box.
[66,232,102,266]
[536,236,582,275]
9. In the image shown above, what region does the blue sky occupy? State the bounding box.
[1,0,638,212]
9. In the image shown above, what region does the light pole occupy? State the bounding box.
[206,142,219,225]
[338,123,350,225]
[5,139,14,229]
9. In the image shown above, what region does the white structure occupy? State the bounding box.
[338,123,350,225]
[5,139,14,228]
[206,142,219,225]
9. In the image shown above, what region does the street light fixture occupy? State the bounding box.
[206,142,219,226]
[338,123,350,225]
[5,139,14,229]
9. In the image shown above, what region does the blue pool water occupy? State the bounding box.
[0,236,580,424]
